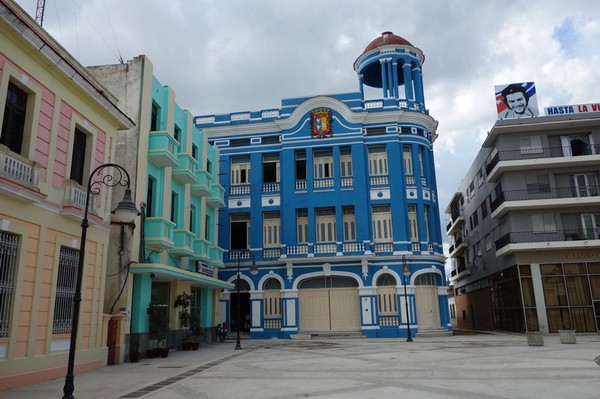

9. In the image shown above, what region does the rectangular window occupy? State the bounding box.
[314,149,334,178]
[424,206,430,242]
[0,232,19,338]
[418,147,425,176]
[263,211,281,248]
[295,150,306,180]
[526,174,551,194]
[230,213,250,249]
[369,146,388,176]
[263,154,280,183]
[1,81,28,154]
[316,208,336,242]
[520,135,543,154]
[402,145,412,175]
[171,191,178,224]
[192,144,198,161]
[342,207,356,241]
[190,205,196,233]
[70,128,87,185]
[205,214,211,241]
[372,205,392,242]
[53,246,79,334]
[481,200,488,219]
[532,214,557,233]
[297,209,308,244]
[150,102,159,131]
[340,147,352,177]
[408,204,418,241]
[146,176,156,217]
[174,125,181,143]
[231,156,250,184]
[206,159,212,175]
[573,174,599,197]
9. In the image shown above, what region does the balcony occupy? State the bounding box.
[148,130,178,167]
[172,153,197,184]
[314,178,334,190]
[449,264,471,281]
[448,236,467,257]
[191,170,212,197]
[171,229,195,257]
[230,184,250,196]
[446,214,465,235]
[370,175,389,186]
[206,183,225,208]
[60,180,97,220]
[0,145,42,203]
[191,238,210,261]
[262,182,280,193]
[144,217,175,249]
[486,144,600,182]
[495,229,600,256]
[490,185,600,218]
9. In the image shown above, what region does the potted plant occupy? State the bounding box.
[190,312,201,350]
[174,292,195,350]
[147,301,170,357]
[526,320,544,347]
[128,336,142,363]
[558,318,576,344]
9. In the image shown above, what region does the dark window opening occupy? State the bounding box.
[295,150,306,180]
[230,221,248,250]
[70,128,87,185]
[1,82,27,154]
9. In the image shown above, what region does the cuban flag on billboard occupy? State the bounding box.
[495,82,539,120]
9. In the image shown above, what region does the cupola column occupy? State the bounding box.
[413,66,424,107]
[391,61,399,98]
[379,59,388,98]
[358,74,365,101]
[402,62,414,101]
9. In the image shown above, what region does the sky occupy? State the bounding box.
[13,0,600,247]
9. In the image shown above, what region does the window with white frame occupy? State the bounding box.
[297,209,308,244]
[263,153,280,183]
[231,156,250,185]
[368,146,388,176]
[408,204,418,241]
[403,145,412,175]
[372,205,392,242]
[573,173,599,197]
[519,135,543,154]
[340,147,352,177]
[531,214,557,233]
[0,232,19,338]
[53,246,79,334]
[316,208,336,242]
[313,149,334,178]
[423,206,430,242]
[418,147,425,176]
[263,211,281,248]
[1,81,28,154]
[342,207,356,241]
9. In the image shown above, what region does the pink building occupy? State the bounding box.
[0,0,134,389]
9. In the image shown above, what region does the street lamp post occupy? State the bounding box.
[62,164,138,399]
[402,255,413,342]
[235,250,258,350]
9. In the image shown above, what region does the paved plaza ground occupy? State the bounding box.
[2,332,600,399]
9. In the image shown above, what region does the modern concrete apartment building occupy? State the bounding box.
[0,0,134,389]
[446,104,600,334]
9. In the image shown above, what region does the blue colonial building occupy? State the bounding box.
[195,32,450,339]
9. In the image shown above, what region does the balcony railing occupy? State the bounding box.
[370,176,389,186]
[495,228,600,250]
[314,177,334,189]
[0,145,40,190]
[148,131,178,167]
[262,182,280,192]
[486,144,600,175]
[491,185,600,212]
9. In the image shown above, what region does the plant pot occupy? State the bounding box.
[156,347,170,358]
[146,348,157,359]
[129,352,142,363]
[558,329,576,344]
[191,342,200,350]
[181,342,192,351]
[526,331,544,346]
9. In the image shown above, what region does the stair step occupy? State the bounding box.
[416,328,453,337]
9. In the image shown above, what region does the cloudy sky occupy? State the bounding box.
[14,0,600,244]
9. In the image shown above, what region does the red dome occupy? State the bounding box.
[363,31,413,53]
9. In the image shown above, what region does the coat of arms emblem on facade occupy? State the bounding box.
[310,108,333,139]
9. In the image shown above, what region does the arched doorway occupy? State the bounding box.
[376,273,399,326]
[230,279,251,333]
[414,273,441,329]
[263,278,282,329]
[298,276,360,332]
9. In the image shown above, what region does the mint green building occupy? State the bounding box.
[90,55,231,360]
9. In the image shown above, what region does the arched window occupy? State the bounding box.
[415,273,438,286]
[376,273,397,286]
[233,279,251,292]
[264,278,281,290]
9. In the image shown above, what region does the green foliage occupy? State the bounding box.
[147,301,169,346]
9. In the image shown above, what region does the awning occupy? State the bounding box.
[130,263,234,289]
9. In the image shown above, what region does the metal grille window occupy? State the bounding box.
[0,232,19,338]
[52,246,79,334]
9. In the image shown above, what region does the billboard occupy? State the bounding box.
[495,82,539,119]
